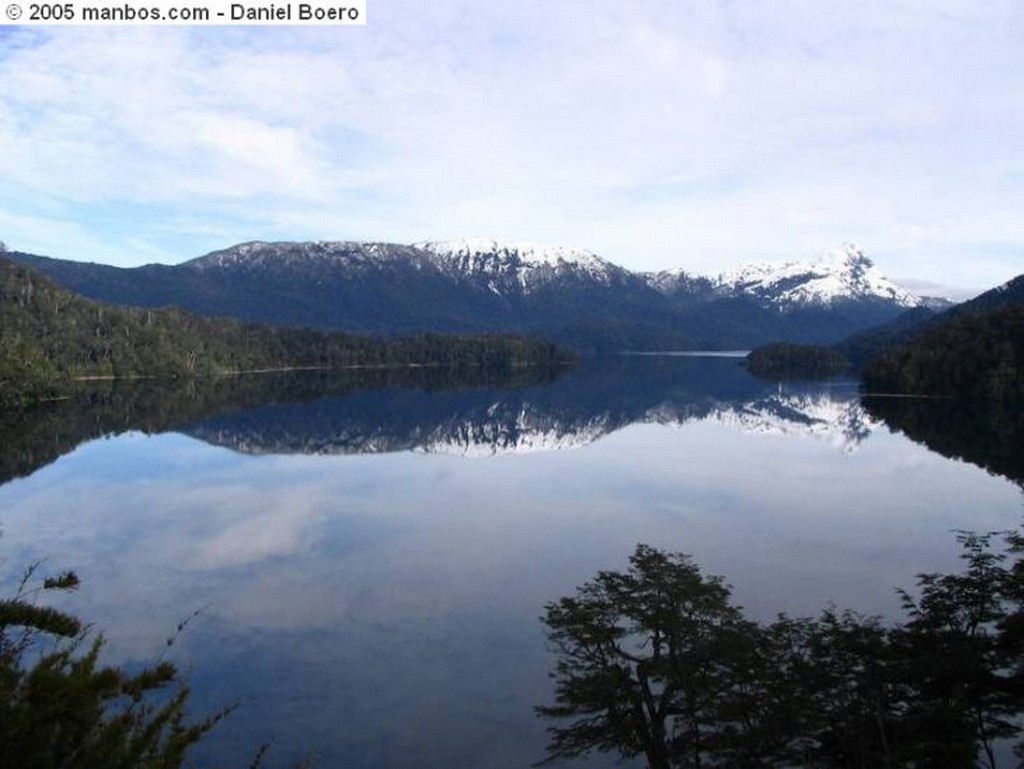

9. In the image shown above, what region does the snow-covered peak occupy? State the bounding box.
[416,237,605,268]
[643,267,714,295]
[717,244,922,309]
[181,238,923,312]
[185,240,425,271]
[414,237,622,293]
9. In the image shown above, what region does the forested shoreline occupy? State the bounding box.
[0,258,576,406]
[745,279,1022,405]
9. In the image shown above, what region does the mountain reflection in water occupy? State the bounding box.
[2,354,1019,487]
[864,395,1024,487]
[182,361,873,458]
[0,354,1021,769]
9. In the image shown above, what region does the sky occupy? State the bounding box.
[0,1,1022,296]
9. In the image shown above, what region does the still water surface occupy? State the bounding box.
[0,355,1020,767]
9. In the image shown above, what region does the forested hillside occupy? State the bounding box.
[747,271,1024,403]
[0,258,574,405]
[862,305,1023,403]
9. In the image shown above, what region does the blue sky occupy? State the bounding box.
[1,1,1022,295]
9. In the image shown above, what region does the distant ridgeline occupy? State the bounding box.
[0,257,575,406]
[5,240,938,351]
[747,273,1024,405]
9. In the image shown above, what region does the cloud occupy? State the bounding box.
[0,2,1021,288]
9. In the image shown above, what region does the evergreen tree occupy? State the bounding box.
[0,566,230,769]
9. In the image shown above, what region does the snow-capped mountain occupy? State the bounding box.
[420,237,602,267]
[714,244,922,310]
[6,239,935,350]
[416,237,621,285]
[190,239,921,308]
[417,240,924,309]
[642,267,716,297]
[413,238,632,296]
[184,240,434,273]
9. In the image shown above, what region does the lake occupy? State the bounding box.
[0,354,1020,768]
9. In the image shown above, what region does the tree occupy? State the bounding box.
[893,532,1020,769]
[536,544,758,769]
[0,565,230,769]
[799,609,898,769]
[538,535,1024,769]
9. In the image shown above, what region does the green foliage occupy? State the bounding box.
[862,306,1024,404]
[537,546,753,769]
[891,532,1018,769]
[0,257,576,406]
[745,342,852,379]
[0,566,230,769]
[538,535,1024,768]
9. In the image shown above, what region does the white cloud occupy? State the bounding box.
[0,2,1021,288]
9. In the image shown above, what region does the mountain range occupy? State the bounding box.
[5,239,945,350]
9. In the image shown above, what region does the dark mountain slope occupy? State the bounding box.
[862,304,1023,403]
[839,273,1024,367]
[749,270,1024,386]
[5,240,926,350]
[950,273,1024,315]
[848,271,1024,366]
[835,306,941,369]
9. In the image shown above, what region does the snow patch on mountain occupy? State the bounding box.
[185,240,429,272]
[414,238,622,292]
[184,238,924,311]
[417,237,605,269]
[642,268,714,295]
[716,244,922,309]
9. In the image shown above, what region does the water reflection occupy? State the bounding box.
[3,356,1020,488]
[182,359,874,457]
[0,356,878,484]
[864,396,1024,487]
[0,364,564,484]
[0,356,1020,768]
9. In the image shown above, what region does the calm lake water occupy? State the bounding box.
[0,355,1020,768]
